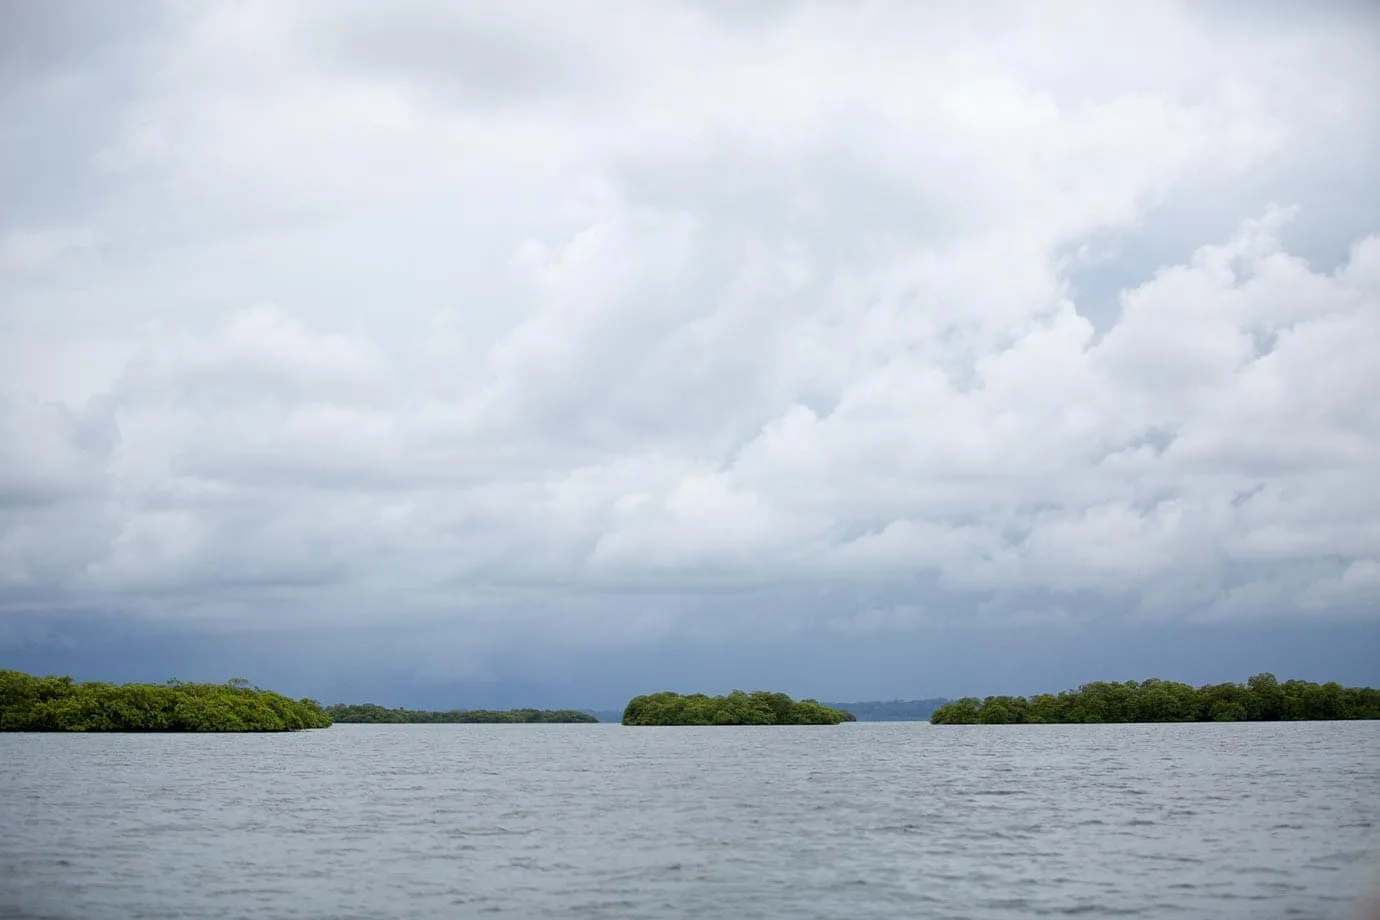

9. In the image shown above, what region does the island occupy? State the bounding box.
[929,674,1380,724]
[326,703,598,723]
[621,690,856,725]
[0,670,332,732]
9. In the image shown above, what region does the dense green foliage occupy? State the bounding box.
[930,674,1380,724]
[325,703,598,723]
[622,690,855,725]
[824,699,949,721]
[0,671,331,732]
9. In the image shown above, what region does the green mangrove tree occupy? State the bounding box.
[0,670,332,732]
[622,690,855,725]
[930,674,1380,724]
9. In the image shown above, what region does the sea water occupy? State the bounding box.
[2,721,1377,919]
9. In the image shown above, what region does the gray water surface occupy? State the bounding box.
[2,722,1378,919]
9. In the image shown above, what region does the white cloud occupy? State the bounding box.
[0,394,118,507]
[0,227,100,276]
[0,0,1377,640]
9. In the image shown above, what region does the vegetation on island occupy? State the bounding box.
[0,671,332,732]
[930,674,1380,724]
[824,699,949,721]
[622,690,856,725]
[325,703,598,723]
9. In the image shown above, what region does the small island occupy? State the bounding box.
[0,670,332,732]
[325,703,598,723]
[930,674,1380,724]
[622,690,855,725]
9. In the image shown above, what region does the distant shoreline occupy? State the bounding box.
[335,700,953,724]
[325,703,597,724]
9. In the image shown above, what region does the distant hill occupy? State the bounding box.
[584,709,624,723]
[825,699,949,721]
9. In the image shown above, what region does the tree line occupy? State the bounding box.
[0,671,332,732]
[930,674,1380,724]
[622,690,856,725]
[325,703,598,723]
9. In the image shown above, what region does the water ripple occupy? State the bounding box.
[1,722,1378,919]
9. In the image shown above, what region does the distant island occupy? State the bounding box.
[326,703,598,723]
[580,699,948,723]
[622,690,855,725]
[0,670,331,732]
[824,699,949,722]
[930,674,1380,724]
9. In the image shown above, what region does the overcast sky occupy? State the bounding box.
[2,1,1378,708]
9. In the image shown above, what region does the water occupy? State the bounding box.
[2,722,1378,919]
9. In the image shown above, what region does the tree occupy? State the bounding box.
[621,691,851,725]
[0,670,332,732]
[929,674,1380,725]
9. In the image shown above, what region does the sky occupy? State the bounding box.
[2,1,1379,709]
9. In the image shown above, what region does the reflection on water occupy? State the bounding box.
[2,721,1377,919]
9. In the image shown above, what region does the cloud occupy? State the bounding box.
[1,0,1377,659]
[1,392,107,490]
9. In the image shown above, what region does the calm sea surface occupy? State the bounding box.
[2,722,1378,919]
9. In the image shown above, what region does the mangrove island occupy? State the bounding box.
[325,703,598,723]
[622,690,856,725]
[0,670,332,732]
[929,674,1380,724]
